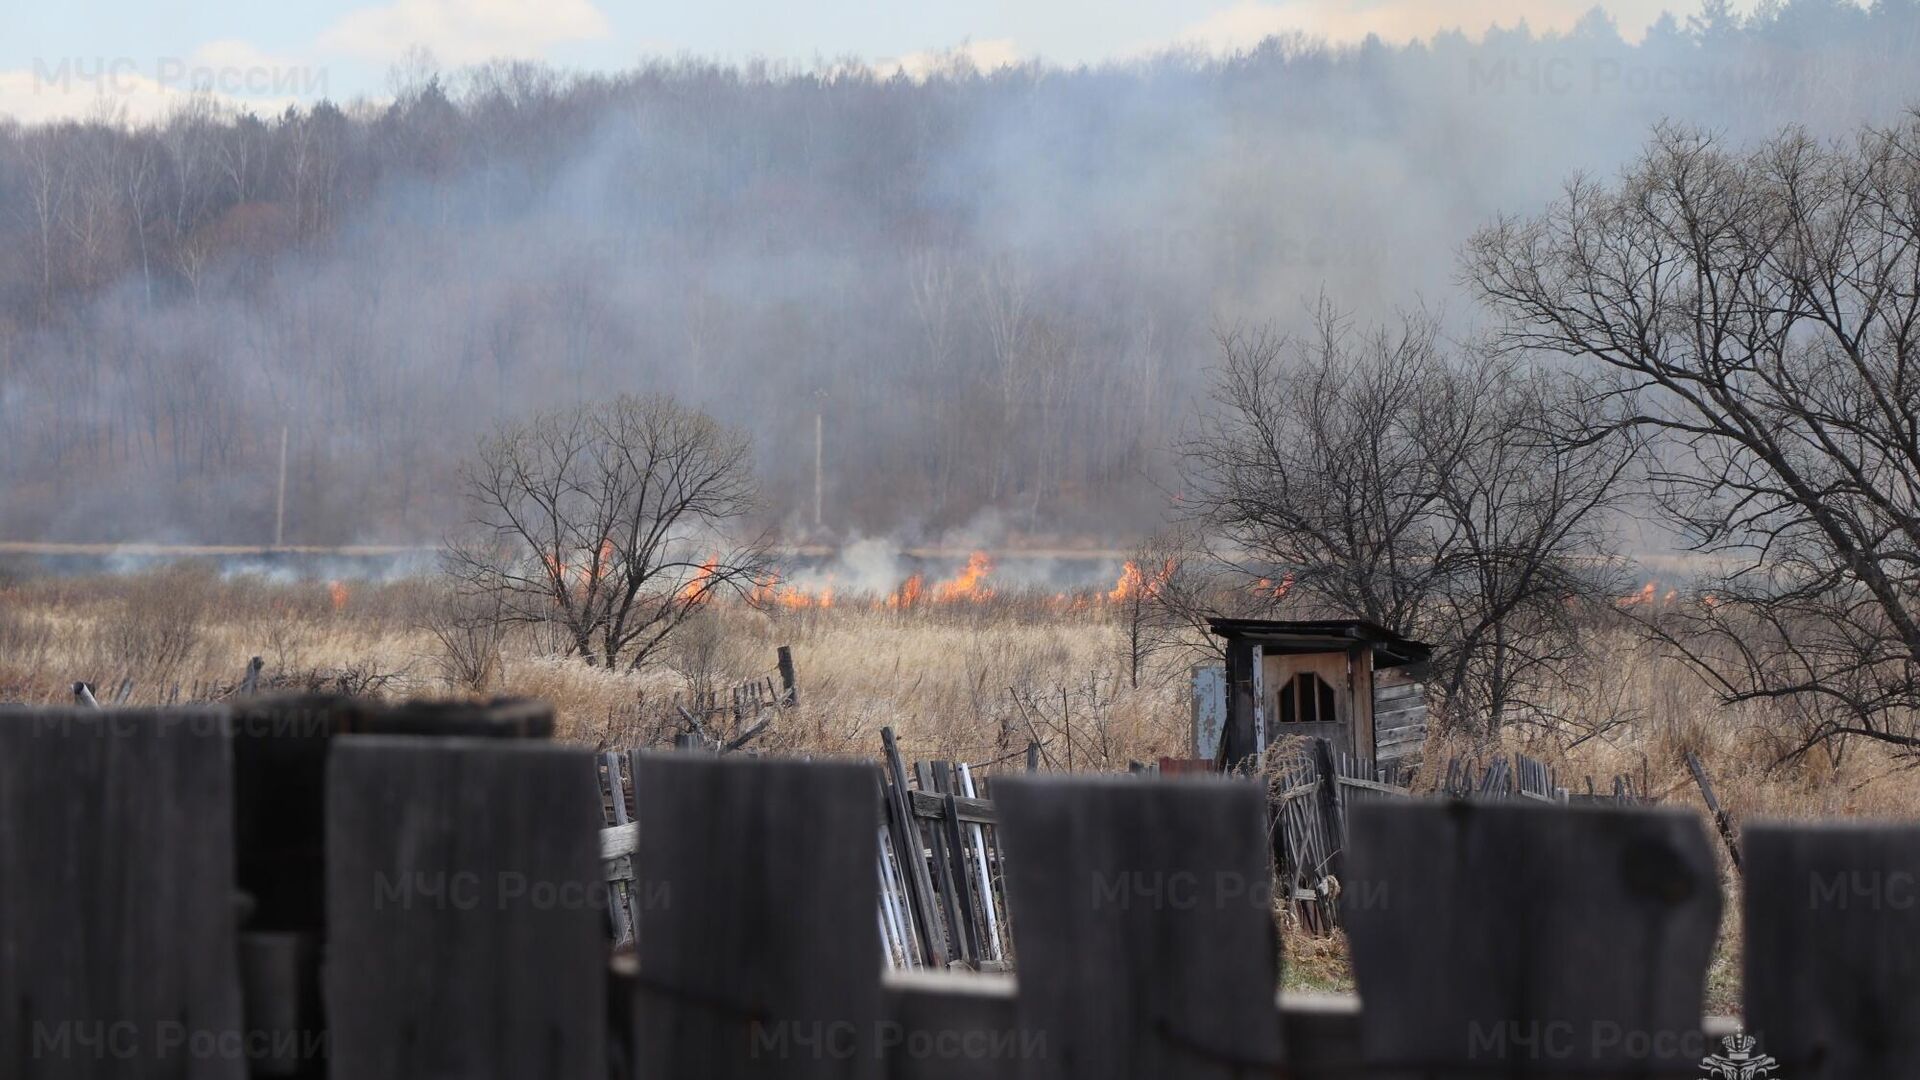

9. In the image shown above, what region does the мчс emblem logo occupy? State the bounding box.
[1698,1033,1780,1079]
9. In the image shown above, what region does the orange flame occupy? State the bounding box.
[745,571,835,610]
[1108,558,1175,604]
[1617,582,1658,608]
[776,582,834,609]
[885,573,925,610]
[930,552,995,604]
[1255,572,1295,600]
[539,540,617,599]
[679,554,719,603]
[327,580,349,612]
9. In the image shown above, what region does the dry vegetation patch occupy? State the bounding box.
[5,567,1913,1014]
[7,571,1918,818]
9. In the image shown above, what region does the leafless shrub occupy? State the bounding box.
[661,606,766,718]
[87,566,213,685]
[1113,529,1224,688]
[266,660,408,698]
[421,587,509,692]
[1007,670,1131,771]
[0,604,53,675]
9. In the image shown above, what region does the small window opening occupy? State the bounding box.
[1277,672,1338,724]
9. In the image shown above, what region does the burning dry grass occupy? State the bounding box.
[0,565,1192,769]
[4,567,1919,812]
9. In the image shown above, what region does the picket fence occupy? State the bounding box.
[0,698,1912,1079]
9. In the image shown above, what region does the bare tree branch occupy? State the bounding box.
[443,394,771,671]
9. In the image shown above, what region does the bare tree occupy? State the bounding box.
[1180,303,1451,632]
[1467,118,1920,757]
[1111,530,1185,688]
[1413,360,1634,734]
[1180,304,1630,733]
[445,394,771,670]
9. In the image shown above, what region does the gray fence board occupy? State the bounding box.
[7,703,1903,1079]
[1343,801,1720,1076]
[633,753,882,1079]
[0,707,245,1080]
[997,774,1283,1079]
[1745,822,1920,1079]
[326,736,605,1080]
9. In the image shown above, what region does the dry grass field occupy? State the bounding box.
[0,562,1193,767]
[4,561,1914,1010]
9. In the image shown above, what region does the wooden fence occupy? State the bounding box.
[5,697,1916,1078]
[1272,745,1649,932]
[598,726,1014,972]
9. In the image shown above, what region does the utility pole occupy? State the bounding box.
[813,411,824,530]
[274,425,288,548]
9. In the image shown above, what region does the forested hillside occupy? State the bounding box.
[2,0,1917,544]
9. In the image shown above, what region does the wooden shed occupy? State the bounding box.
[1207,618,1431,770]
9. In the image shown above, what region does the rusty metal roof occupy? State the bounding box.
[1205,617,1432,668]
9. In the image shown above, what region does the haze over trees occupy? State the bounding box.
[1,0,1918,544]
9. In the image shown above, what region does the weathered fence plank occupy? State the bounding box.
[1745,822,1920,1079]
[602,751,636,945]
[996,773,1283,1079]
[326,736,604,1080]
[633,753,882,1079]
[881,971,1024,1080]
[1343,801,1721,1076]
[882,728,948,967]
[0,707,245,1080]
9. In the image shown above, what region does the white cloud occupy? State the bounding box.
[1168,0,1681,52]
[0,46,315,125]
[0,66,174,125]
[319,0,611,65]
[878,39,1023,80]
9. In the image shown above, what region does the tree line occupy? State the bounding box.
[2,0,1918,542]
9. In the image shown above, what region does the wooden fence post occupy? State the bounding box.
[996,773,1284,1079]
[0,706,245,1080]
[326,737,605,1080]
[1745,822,1920,1078]
[1684,751,1742,872]
[777,645,799,706]
[1310,737,1344,880]
[632,753,882,1079]
[1343,800,1721,1076]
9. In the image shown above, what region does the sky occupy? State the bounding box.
[2,0,1750,123]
